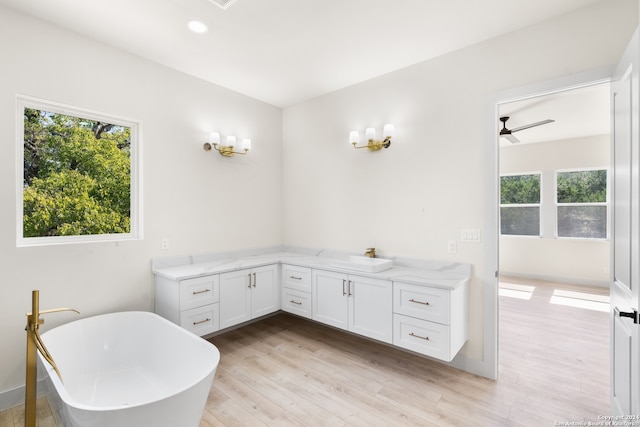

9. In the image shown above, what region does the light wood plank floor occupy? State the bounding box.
[201,278,609,427]
[1,279,609,427]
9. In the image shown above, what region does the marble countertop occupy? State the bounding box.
[152,247,470,290]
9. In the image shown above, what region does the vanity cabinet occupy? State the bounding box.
[153,252,469,363]
[219,264,279,329]
[281,264,312,319]
[312,269,392,344]
[155,274,220,336]
[392,281,468,362]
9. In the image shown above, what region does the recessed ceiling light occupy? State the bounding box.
[187,20,208,34]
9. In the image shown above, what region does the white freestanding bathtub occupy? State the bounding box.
[38,311,220,427]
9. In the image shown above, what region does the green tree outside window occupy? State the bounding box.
[22,108,132,238]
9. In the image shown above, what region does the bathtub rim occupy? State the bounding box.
[38,310,220,412]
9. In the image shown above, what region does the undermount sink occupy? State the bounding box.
[329,256,393,273]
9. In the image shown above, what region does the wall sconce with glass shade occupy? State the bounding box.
[350,124,394,151]
[203,131,251,156]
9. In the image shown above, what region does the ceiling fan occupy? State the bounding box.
[499,116,555,143]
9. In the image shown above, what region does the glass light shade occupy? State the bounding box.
[226,135,236,148]
[365,128,376,141]
[241,138,252,151]
[349,131,360,144]
[209,131,221,144]
[383,124,394,138]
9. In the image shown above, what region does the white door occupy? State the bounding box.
[611,28,639,417]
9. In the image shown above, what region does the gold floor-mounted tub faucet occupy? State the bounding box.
[25,290,78,427]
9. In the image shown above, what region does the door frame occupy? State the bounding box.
[481,66,614,380]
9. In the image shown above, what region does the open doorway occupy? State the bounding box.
[496,82,612,418]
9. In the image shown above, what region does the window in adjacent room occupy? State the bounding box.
[17,96,141,246]
[556,169,607,239]
[500,173,541,236]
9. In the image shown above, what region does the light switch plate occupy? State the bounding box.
[460,229,481,242]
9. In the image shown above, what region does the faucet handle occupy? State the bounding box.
[27,307,80,317]
[39,307,80,315]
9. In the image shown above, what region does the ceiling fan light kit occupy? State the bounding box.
[499,116,555,144]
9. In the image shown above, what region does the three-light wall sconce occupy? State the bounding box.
[349,124,394,151]
[203,131,251,157]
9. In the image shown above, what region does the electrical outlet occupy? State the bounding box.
[161,238,169,250]
[447,240,457,254]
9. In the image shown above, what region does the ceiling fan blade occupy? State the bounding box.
[500,133,520,144]
[510,119,555,133]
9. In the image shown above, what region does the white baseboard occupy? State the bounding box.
[0,380,49,413]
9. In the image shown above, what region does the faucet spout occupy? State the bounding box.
[364,247,376,258]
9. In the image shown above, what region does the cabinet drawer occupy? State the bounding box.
[393,282,449,325]
[180,275,220,311]
[393,314,451,361]
[180,303,220,336]
[282,288,312,319]
[282,264,312,292]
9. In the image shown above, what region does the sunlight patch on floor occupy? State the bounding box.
[550,289,610,312]
[499,282,535,300]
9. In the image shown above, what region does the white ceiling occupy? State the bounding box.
[498,83,610,146]
[0,0,605,107]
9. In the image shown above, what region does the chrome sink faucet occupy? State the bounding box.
[364,247,376,258]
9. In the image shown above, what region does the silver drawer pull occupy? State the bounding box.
[289,275,302,280]
[192,289,211,295]
[289,300,302,305]
[193,318,211,326]
[409,332,430,341]
[409,298,430,305]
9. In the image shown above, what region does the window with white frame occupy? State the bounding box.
[500,173,541,236]
[556,169,607,239]
[17,96,141,246]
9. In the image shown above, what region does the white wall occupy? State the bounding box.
[500,135,611,285]
[282,1,637,365]
[0,7,282,400]
[0,0,637,402]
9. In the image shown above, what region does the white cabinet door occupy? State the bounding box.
[220,264,279,330]
[251,264,279,318]
[312,269,348,330]
[312,269,392,342]
[219,269,252,329]
[348,275,392,343]
[611,29,640,417]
